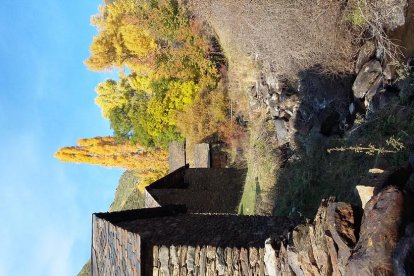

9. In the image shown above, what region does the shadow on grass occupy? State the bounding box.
[272,67,414,218]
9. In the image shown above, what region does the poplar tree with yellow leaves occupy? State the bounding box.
[54,136,168,177]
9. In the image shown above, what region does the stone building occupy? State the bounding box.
[90,160,414,275]
[92,205,293,275]
[91,164,294,275]
[144,165,246,213]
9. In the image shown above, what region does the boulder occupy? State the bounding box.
[375,0,407,31]
[268,94,278,108]
[355,41,376,73]
[364,77,383,103]
[249,99,261,112]
[249,85,257,98]
[346,186,404,275]
[352,60,382,98]
[269,107,280,118]
[383,64,395,81]
[326,202,357,269]
[274,119,290,146]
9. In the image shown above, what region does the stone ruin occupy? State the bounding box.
[144,165,245,213]
[92,205,294,275]
[91,163,414,275]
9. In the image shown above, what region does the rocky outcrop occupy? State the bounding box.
[265,198,358,276]
[346,186,403,275]
[264,165,414,276]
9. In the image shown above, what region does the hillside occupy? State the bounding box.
[185,0,414,218]
[78,0,414,274]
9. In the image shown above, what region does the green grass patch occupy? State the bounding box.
[344,0,367,27]
[239,113,280,215]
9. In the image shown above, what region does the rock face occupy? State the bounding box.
[352,60,383,98]
[264,188,408,276]
[265,198,358,276]
[264,164,414,276]
[274,119,290,146]
[169,142,186,173]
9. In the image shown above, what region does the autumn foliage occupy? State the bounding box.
[54,137,168,177]
[56,0,232,188]
[85,0,228,148]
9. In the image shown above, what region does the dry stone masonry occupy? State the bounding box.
[152,244,265,276]
[91,164,414,275]
[92,206,294,276]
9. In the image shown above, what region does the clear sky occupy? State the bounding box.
[0,1,123,275]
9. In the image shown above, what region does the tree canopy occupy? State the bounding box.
[85,0,225,148]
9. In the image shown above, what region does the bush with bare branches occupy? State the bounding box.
[188,0,356,80]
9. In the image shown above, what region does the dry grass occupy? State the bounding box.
[239,111,281,215]
[188,0,356,81]
[344,0,404,64]
[185,0,358,215]
[207,23,259,116]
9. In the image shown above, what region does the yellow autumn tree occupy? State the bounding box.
[85,0,227,149]
[54,136,168,175]
[85,0,157,72]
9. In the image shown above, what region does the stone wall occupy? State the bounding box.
[151,245,266,276]
[92,206,294,276]
[169,142,186,173]
[92,215,141,276]
[91,167,414,275]
[193,143,210,168]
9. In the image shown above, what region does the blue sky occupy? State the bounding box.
[0,1,123,275]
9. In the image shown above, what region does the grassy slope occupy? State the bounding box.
[238,112,280,215]
[188,0,357,216]
[109,170,145,211]
[189,0,414,218]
